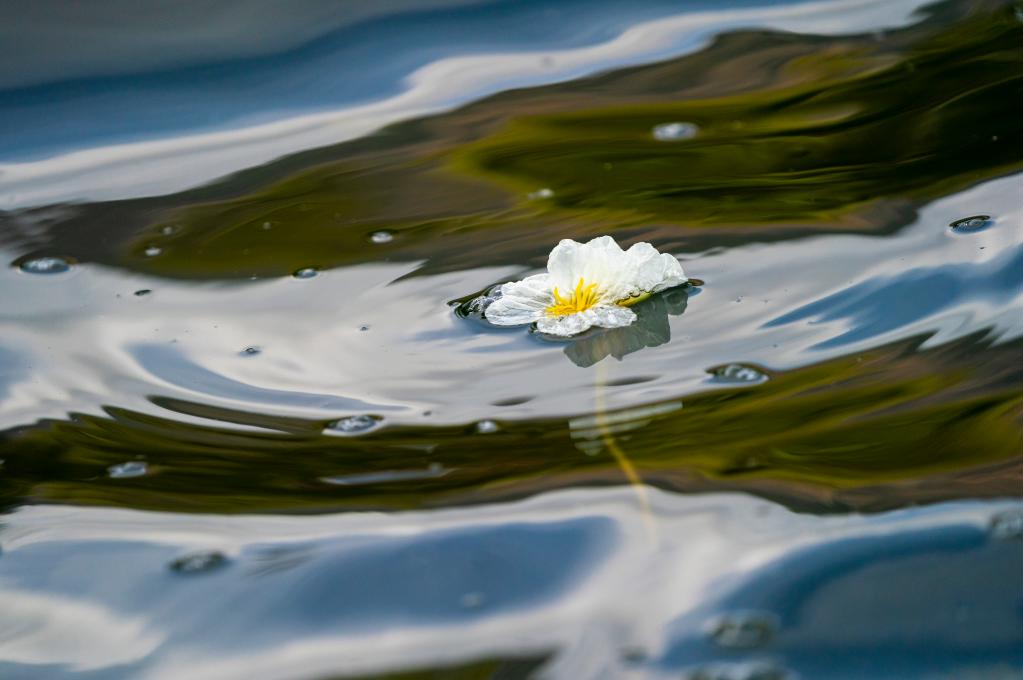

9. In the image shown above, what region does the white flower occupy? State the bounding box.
[485,236,686,337]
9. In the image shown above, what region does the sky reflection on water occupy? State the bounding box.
[2,0,1023,678]
[1,489,1020,679]
[0,0,933,206]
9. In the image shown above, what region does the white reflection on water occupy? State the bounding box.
[0,488,1018,679]
[1,171,1021,434]
[0,0,932,208]
[0,590,163,670]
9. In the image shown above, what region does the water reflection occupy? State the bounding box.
[0,490,1019,679]
[562,286,690,368]
[1,2,1022,678]
[0,0,935,206]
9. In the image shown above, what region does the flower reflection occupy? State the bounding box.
[563,286,690,367]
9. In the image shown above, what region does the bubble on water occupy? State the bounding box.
[475,420,499,434]
[293,267,318,279]
[160,225,179,236]
[370,230,394,244]
[708,363,769,385]
[144,246,163,257]
[18,256,72,274]
[169,551,228,574]
[108,461,148,478]
[262,221,273,230]
[653,121,699,141]
[990,509,1023,541]
[134,289,152,297]
[708,612,778,649]
[528,187,554,200]
[685,660,793,680]
[240,346,261,356]
[359,325,370,332]
[455,285,504,321]
[326,414,382,435]
[459,592,485,609]
[949,215,993,234]
[457,296,492,319]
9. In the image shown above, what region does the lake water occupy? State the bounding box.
[1,1,1022,678]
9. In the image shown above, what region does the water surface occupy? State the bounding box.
[1,1,1022,678]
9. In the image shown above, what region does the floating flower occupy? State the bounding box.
[485,236,686,337]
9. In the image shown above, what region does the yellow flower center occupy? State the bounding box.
[547,278,601,317]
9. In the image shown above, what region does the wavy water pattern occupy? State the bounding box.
[1,2,1023,678]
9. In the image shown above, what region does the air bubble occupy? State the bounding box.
[370,231,394,244]
[293,267,318,279]
[990,509,1023,541]
[134,289,152,297]
[240,346,261,356]
[17,257,72,274]
[169,551,228,574]
[653,122,699,141]
[144,246,163,257]
[708,363,768,385]
[528,188,554,200]
[475,420,499,434]
[455,285,504,321]
[108,461,148,478]
[949,215,993,234]
[326,414,382,435]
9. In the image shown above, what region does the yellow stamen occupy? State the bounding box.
[546,278,600,317]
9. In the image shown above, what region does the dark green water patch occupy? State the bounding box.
[2,4,1021,282]
[2,333,1019,515]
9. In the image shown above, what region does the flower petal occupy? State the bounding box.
[547,236,628,303]
[622,241,687,295]
[535,304,636,337]
[547,236,685,303]
[484,274,552,326]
